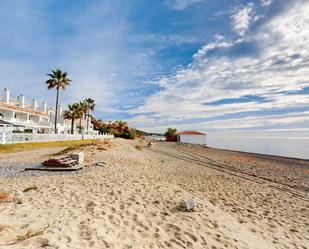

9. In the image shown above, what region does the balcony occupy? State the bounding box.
[2,117,52,128]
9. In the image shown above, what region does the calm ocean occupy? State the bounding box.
[206,132,309,160]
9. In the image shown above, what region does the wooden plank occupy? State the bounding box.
[25,165,84,171]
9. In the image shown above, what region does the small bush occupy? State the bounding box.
[23,186,38,192]
[122,130,135,139]
[135,145,143,151]
[13,130,23,133]
[164,128,177,142]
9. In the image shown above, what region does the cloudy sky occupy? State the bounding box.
[0,0,308,134]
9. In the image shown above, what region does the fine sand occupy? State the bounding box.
[0,139,308,249]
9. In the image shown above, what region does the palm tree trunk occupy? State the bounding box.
[71,118,75,134]
[87,110,90,131]
[79,117,82,134]
[55,87,60,134]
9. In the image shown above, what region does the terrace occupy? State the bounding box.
[0,88,52,133]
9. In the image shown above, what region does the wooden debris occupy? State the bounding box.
[25,155,83,171]
[42,156,78,167]
[25,165,83,171]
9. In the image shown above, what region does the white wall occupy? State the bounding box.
[178,134,206,144]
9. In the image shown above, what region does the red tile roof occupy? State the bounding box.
[0,102,49,116]
[176,131,206,135]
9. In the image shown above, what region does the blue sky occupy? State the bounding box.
[0,0,308,133]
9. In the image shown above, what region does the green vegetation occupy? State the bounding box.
[45,69,135,139]
[84,98,95,130]
[135,145,143,151]
[46,69,71,133]
[77,100,88,129]
[76,124,84,133]
[164,128,177,142]
[63,98,96,134]
[63,103,82,134]
[0,140,96,154]
[92,119,136,139]
[23,185,38,192]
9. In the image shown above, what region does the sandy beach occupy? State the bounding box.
[0,139,308,249]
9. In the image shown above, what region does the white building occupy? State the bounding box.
[176,131,206,144]
[0,88,96,135]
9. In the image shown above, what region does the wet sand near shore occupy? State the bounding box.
[0,139,308,249]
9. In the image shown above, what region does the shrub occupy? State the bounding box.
[122,130,135,139]
[13,130,23,133]
[135,145,143,151]
[23,186,38,192]
[94,120,137,139]
[164,128,177,142]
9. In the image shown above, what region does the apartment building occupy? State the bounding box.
[0,88,96,134]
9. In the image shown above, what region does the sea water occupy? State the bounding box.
[206,131,309,160]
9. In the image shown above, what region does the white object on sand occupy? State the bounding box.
[184,199,195,212]
[71,152,84,164]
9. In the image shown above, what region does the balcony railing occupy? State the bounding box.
[2,117,52,127]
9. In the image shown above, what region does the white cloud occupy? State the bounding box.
[130,111,309,133]
[231,3,255,37]
[130,1,309,132]
[193,36,233,60]
[261,0,273,7]
[165,0,204,10]
[231,3,262,36]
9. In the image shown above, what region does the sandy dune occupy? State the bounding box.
[0,139,308,248]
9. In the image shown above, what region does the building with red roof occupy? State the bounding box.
[176,131,206,144]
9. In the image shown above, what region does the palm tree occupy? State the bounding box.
[46,69,71,133]
[84,98,95,131]
[78,101,88,129]
[63,103,80,134]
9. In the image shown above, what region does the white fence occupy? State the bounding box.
[6,133,114,144]
[0,126,13,144]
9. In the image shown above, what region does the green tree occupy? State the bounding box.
[63,103,80,134]
[164,128,177,142]
[46,69,71,133]
[78,101,88,130]
[84,98,95,131]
